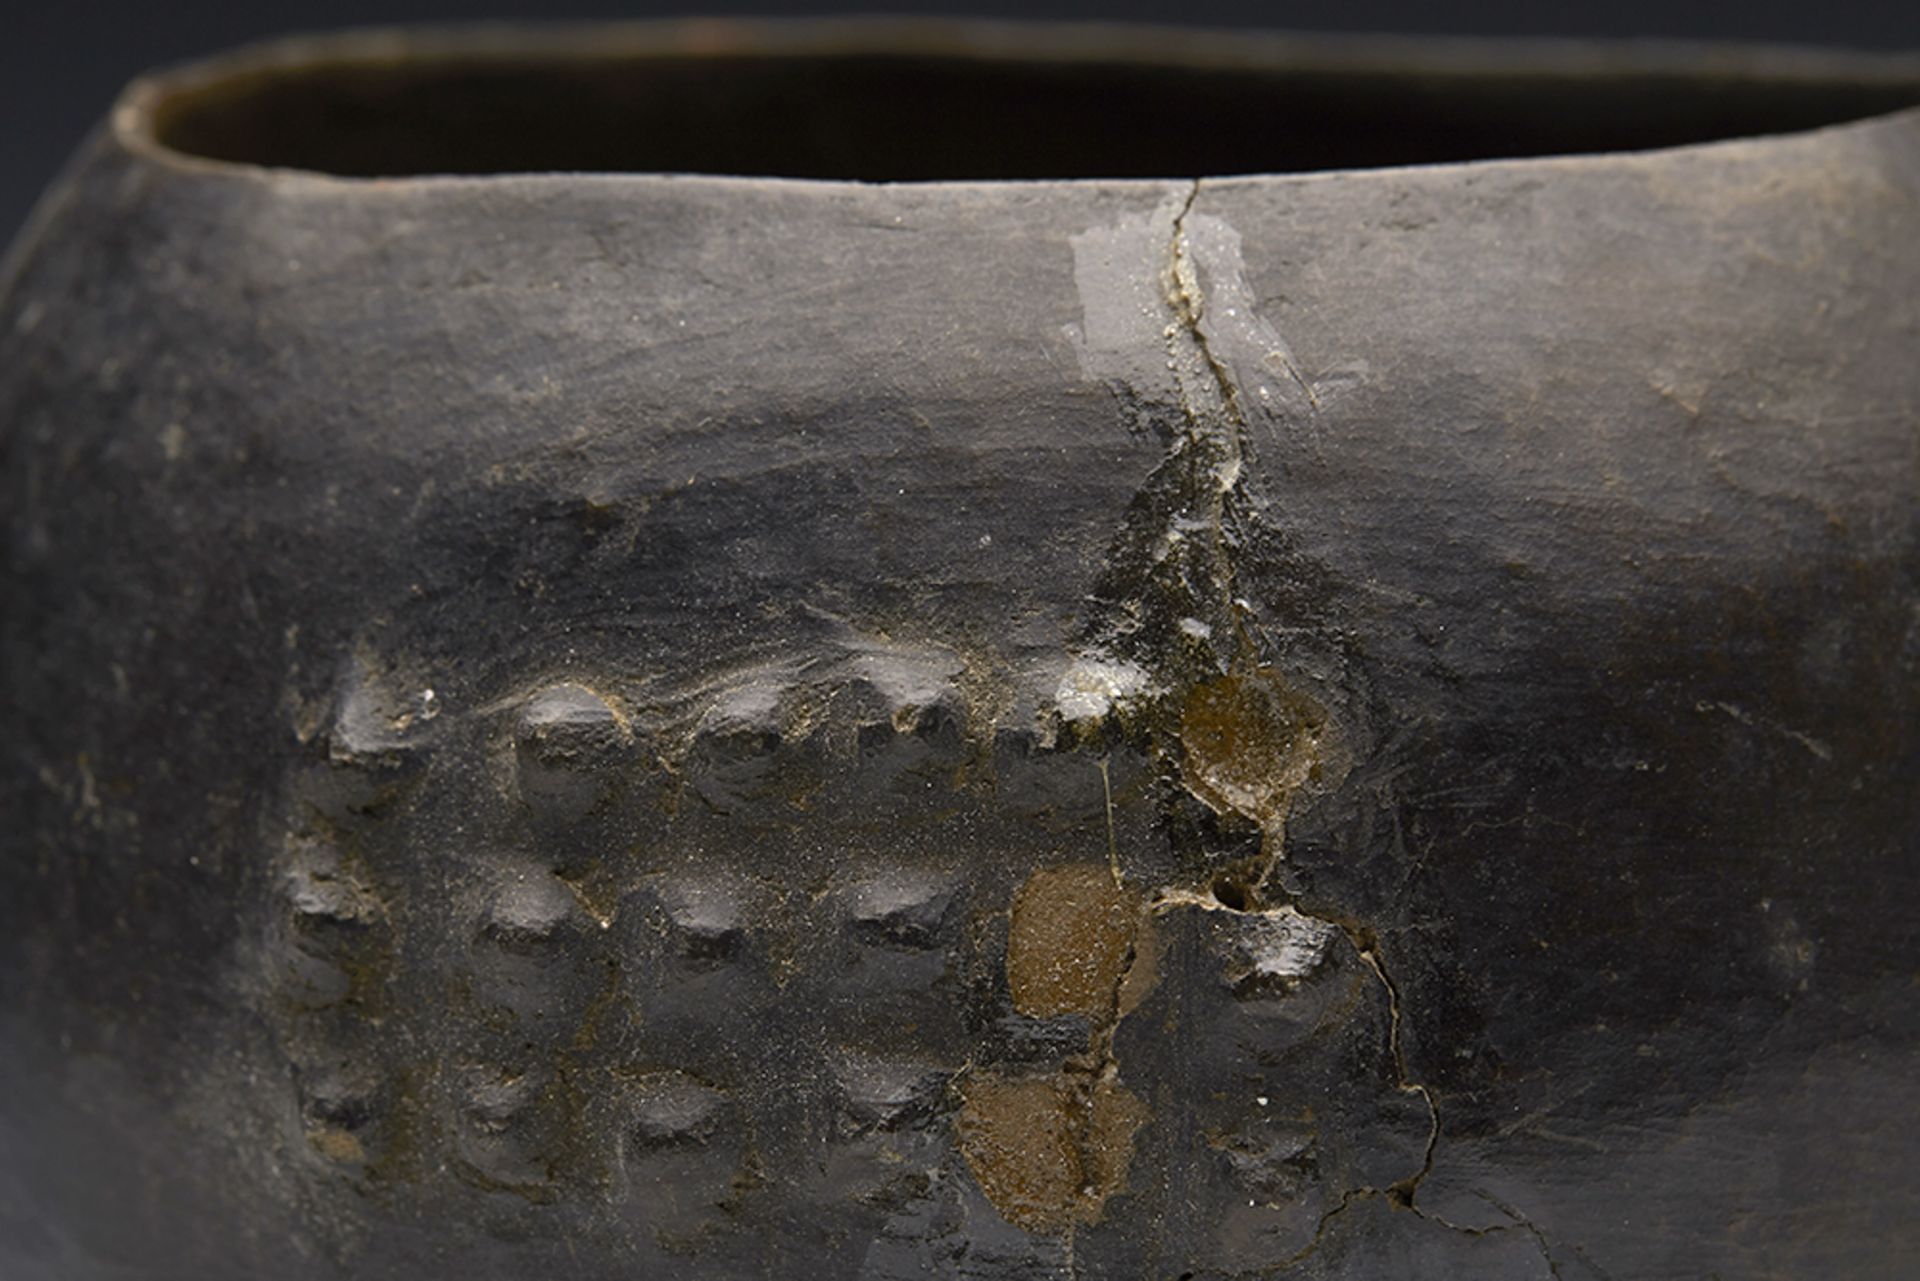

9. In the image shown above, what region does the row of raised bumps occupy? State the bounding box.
[269,657,1012,1206]
[261,653,1404,1256]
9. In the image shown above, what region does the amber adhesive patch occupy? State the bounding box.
[1005,863,1143,1020]
[1179,667,1325,829]
[956,1071,1148,1233]
[963,862,1157,1230]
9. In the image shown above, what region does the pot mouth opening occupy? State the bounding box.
[133,23,1920,182]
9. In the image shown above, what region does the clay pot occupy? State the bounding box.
[2,20,1917,1280]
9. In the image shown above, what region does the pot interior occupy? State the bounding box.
[146,30,1920,180]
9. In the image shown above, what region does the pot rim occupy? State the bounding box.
[109,17,1920,188]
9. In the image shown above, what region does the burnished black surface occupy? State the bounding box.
[2,21,1918,1280]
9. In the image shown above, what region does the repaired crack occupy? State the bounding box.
[1265,1185,1566,1279]
[1350,935,1440,1205]
[1063,186,1453,1267]
[1165,874,1443,1226]
[1162,179,1442,1229]
[1166,179,1255,442]
[1469,1189,1614,1281]
[1161,178,1256,673]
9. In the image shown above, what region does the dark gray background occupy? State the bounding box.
[8,0,1920,246]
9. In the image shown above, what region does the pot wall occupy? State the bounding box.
[2,29,1918,1279]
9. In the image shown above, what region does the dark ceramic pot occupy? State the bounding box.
[3,20,1918,1281]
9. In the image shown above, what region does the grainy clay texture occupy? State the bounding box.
[2,19,1919,1281]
